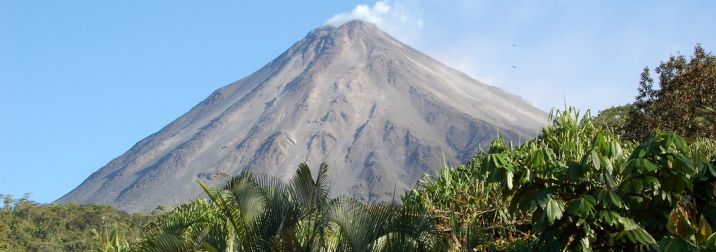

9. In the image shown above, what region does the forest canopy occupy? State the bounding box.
[622,44,716,141]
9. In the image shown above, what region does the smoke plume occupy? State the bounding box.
[323,1,423,45]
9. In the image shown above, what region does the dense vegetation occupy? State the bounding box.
[133,163,444,251]
[412,108,716,251]
[2,46,715,251]
[0,194,156,251]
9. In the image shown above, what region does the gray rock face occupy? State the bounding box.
[57,20,548,213]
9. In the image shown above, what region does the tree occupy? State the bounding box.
[594,104,635,138]
[625,44,716,141]
[0,194,154,252]
[136,163,445,251]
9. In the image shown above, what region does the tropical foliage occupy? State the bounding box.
[405,149,531,251]
[411,107,716,251]
[0,194,154,252]
[134,163,446,251]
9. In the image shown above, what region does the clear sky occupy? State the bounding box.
[1,1,714,203]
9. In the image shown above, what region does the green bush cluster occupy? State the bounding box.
[0,195,155,252]
[411,107,716,251]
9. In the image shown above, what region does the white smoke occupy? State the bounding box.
[323,1,423,45]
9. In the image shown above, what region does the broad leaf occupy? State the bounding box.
[697,214,713,242]
[607,141,623,159]
[591,149,601,170]
[597,210,620,226]
[667,205,695,240]
[706,232,716,249]
[616,217,657,246]
[660,235,694,252]
[608,191,623,209]
[637,158,658,172]
[536,187,557,209]
[544,199,564,225]
[600,154,614,174]
[506,171,514,190]
[566,197,594,218]
[672,133,688,154]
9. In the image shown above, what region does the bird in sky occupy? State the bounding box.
[512,66,517,68]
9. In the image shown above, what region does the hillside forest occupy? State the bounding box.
[1,45,715,251]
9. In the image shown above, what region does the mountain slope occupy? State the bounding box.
[58,20,547,212]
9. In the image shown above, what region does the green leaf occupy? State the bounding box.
[495,153,507,167]
[672,134,688,154]
[535,187,557,209]
[643,175,660,187]
[600,155,614,174]
[506,171,514,190]
[544,199,564,224]
[676,155,695,175]
[662,132,675,150]
[622,175,660,196]
[660,235,693,252]
[566,197,594,218]
[532,150,544,169]
[518,167,531,185]
[633,146,647,158]
[591,149,601,170]
[604,173,618,190]
[706,232,716,249]
[597,210,620,226]
[593,132,606,150]
[594,189,622,208]
[616,218,657,245]
[622,178,644,193]
[607,142,623,159]
[633,158,658,172]
[608,191,623,209]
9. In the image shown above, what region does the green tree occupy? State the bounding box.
[0,194,154,252]
[594,104,635,137]
[625,44,716,141]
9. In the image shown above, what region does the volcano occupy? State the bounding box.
[58,20,547,212]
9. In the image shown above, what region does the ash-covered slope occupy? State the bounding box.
[57,20,547,212]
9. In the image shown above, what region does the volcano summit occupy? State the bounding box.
[58,20,547,212]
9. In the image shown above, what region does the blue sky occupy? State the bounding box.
[1,1,714,203]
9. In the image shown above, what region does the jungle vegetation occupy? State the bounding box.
[0,194,156,251]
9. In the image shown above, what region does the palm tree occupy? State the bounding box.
[131,199,230,251]
[134,163,445,251]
